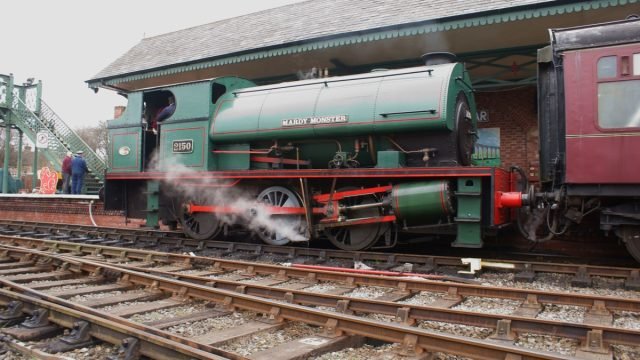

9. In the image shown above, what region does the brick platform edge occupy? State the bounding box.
[0,210,147,229]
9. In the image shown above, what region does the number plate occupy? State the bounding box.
[172,139,193,153]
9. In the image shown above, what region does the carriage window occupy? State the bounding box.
[597,56,617,78]
[598,80,640,128]
[634,53,640,76]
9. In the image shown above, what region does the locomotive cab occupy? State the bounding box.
[104,77,256,224]
[142,90,175,169]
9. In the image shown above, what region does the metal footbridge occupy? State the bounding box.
[0,74,105,194]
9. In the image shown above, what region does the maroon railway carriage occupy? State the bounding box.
[535,18,640,259]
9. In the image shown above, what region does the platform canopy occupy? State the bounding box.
[87,0,639,92]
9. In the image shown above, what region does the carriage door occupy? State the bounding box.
[563,44,640,184]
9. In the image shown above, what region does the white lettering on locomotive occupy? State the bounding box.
[282,115,348,127]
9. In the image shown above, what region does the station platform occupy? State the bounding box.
[0,193,99,200]
[0,193,144,228]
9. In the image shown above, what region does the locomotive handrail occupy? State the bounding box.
[380,109,437,117]
[232,68,438,96]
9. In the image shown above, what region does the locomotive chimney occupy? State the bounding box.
[421,52,457,66]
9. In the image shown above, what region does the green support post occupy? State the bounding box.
[3,74,14,193]
[453,177,483,248]
[17,130,22,186]
[32,144,38,192]
[146,180,160,228]
[18,86,26,112]
[6,74,14,108]
[35,80,42,114]
[1,126,10,193]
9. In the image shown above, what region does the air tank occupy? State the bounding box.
[391,180,453,225]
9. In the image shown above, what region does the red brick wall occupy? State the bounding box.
[0,210,147,228]
[475,86,540,181]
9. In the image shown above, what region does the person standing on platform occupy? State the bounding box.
[61,151,73,194]
[71,151,88,195]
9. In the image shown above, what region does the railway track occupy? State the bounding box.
[0,244,588,360]
[0,220,639,290]
[0,237,638,358]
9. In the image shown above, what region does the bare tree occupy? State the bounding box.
[75,120,108,159]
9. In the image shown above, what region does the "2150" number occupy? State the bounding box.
[172,139,193,153]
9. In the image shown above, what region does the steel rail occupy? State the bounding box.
[93,256,640,348]
[2,236,639,313]
[0,287,231,360]
[0,245,571,360]
[0,219,637,283]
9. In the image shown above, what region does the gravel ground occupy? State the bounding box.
[97,300,150,312]
[42,284,91,293]
[206,270,244,280]
[24,279,70,285]
[397,291,446,305]
[344,286,390,299]
[302,282,341,293]
[479,272,640,299]
[58,344,119,359]
[417,321,493,339]
[316,259,355,268]
[174,267,219,274]
[613,311,640,330]
[613,345,640,360]
[168,311,255,337]
[219,322,321,356]
[68,290,124,303]
[452,296,520,315]
[312,343,472,360]
[252,253,290,264]
[536,304,585,323]
[314,305,336,313]
[0,350,28,360]
[129,302,208,323]
[365,313,396,322]
[431,354,473,360]
[237,274,270,283]
[2,272,40,277]
[272,279,310,289]
[149,264,189,271]
[515,333,578,356]
[312,343,397,360]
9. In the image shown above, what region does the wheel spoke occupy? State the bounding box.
[325,189,384,251]
[255,186,307,246]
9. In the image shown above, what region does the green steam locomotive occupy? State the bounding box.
[104,53,520,251]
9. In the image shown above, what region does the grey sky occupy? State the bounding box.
[3,0,305,130]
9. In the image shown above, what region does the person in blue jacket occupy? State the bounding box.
[71,151,88,194]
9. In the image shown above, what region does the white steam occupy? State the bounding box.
[148,151,309,242]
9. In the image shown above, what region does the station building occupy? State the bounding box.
[87,0,639,181]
